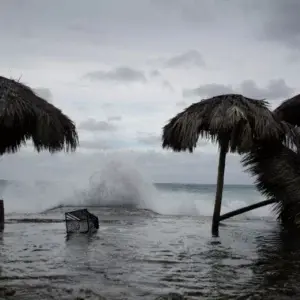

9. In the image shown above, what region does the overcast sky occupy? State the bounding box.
[0,0,299,184]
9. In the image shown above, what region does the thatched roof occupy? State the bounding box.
[274,94,300,127]
[0,76,78,154]
[162,94,294,154]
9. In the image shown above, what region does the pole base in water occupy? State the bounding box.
[0,200,4,231]
[211,219,219,237]
[211,199,276,237]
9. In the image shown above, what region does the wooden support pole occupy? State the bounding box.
[212,142,228,237]
[0,200,4,231]
[219,199,276,222]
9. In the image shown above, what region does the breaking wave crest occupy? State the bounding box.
[1,157,272,218]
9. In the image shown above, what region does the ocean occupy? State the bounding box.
[0,164,299,299]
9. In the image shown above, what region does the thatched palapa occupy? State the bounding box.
[162,94,295,236]
[0,76,78,154]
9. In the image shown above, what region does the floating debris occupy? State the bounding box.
[65,208,99,234]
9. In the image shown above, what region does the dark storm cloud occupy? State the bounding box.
[79,118,117,132]
[183,79,294,100]
[257,0,300,49]
[84,67,146,83]
[33,88,53,102]
[0,1,218,39]
[165,50,205,68]
[0,0,264,63]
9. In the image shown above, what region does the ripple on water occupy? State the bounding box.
[1,209,300,299]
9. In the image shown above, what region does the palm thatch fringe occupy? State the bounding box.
[242,142,300,227]
[242,93,300,229]
[0,76,79,154]
[162,94,294,154]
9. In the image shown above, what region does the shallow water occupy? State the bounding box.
[2,206,300,299]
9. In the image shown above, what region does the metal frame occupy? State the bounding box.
[65,209,91,234]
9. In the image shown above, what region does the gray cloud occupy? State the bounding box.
[33,87,53,102]
[183,79,294,100]
[102,103,114,109]
[1,0,298,186]
[84,67,146,83]
[183,84,233,98]
[162,80,174,92]
[0,1,226,57]
[108,115,122,122]
[137,133,161,146]
[176,101,187,107]
[0,1,288,64]
[257,0,300,49]
[165,50,205,68]
[79,139,110,150]
[79,118,117,132]
[150,70,161,77]
[240,79,294,100]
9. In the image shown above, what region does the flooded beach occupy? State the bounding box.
[2,204,299,300]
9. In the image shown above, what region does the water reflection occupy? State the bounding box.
[0,232,3,277]
[5,209,300,299]
[64,232,100,274]
[241,225,300,298]
[65,232,97,242]
[206,241,236,298]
